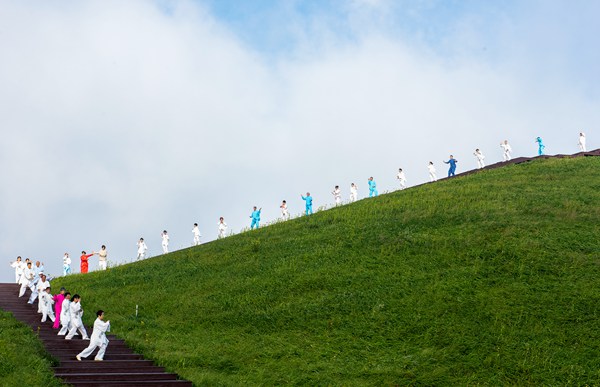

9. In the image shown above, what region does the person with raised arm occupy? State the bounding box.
[57,292,72,336]
[19,261,35,298]
[52,287,66,329]
[332,185,342,205]
[62,253,72,276]
[500,140,512,161]
[536,137,545,156]
[80,251,94,274]
[97,245,108,271]
[250,206,262,229]
[76,310,111,361]
[65,294,89,340]
[443,155,458,177]
[473,149,486,169]
[40,287,55,323]
[301,192,313,215]
[9,256,24,284]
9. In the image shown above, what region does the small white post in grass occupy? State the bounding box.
[136,304,138,317]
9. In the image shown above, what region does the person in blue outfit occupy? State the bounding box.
[368,177,378,197]
[536,137,545,155]
[443,155,458,177]
[250,206,262,229]
[301,192,313,215]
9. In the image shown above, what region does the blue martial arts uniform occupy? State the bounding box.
[250,209,261,229]
[368,180,378,197]
[444,158,458,177]
[536,137,545,155]
[302,195,313,215]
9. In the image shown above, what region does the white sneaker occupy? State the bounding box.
[83,337,90,340]
[76,355,81,361]
[94,358,103,361]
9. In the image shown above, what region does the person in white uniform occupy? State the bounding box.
[10,256,24,283]
[33,274,51,311]
[19,262,36,298]
[63,253,72,276]
[578,132,587,152]
[331,185,342,205]
[396,168,407,190]
[280,200,290,220]
[76,310,110,361]
[40,287,55,323]
[58,292,72,335]
[192,223,201,246]
[97,245,108,271]
[349,183,358,202]
[473,149,486,169]
[428,162,437,182]
[500,140,512,161]
[65,294,89,340]
[161,230,169,254]
[136,238,148,260]
[218,217,228,239]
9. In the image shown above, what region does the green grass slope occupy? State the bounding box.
[52,156,599,385]
[0,311,62,387]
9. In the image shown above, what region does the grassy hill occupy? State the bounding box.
[26,156,600,384]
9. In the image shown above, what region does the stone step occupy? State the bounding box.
[55,372,179,382]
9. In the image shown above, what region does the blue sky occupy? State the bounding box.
[1,0,598,282]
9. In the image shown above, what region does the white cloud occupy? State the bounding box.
[0,0,597,280]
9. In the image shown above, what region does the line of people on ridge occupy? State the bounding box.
[7,133,590,276]
[8,256,111,361]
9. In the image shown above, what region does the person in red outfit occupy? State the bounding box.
[80,251,95,274]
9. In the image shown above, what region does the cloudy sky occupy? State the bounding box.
[1,0,598,281]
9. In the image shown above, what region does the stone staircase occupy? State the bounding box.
[0,283,192,387]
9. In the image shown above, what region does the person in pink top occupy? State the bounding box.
[52,287,66,329]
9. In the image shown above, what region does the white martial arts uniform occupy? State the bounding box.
[19,267,35,298]
[501,142,512,161]
[396,171,407,189]
[579,133,587,152]
[34,279,51,311]
[137,241,148,260]
[428,164,437,182]
[63,254,72,275]
[58,299,71,335]
[349,185,358,202]
[77,317,110,361]
[66,301,89,340]
[161,233,169,254]
[474,151,486,169]
[280,203,290,220]
[218,221,228,239]
[10,260,24,284]
[98,249,108,271]
[192,226,201,246]
[332,188,342,205]
[40,291,55,323]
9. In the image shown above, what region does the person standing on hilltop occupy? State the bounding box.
[161,230,169,254]
[368,177,378,197]
[428,162,437,182]
[301,192,313,215]
[280,200,290,220]
[536,137,545,156]
[250,206,262,229]
[473,149,486,169]
[500,140,512,161]
[137,238,148,260]
[192,223,201,246]
[444,155,458,177]
[332,185,342,205]
[349,183,358,202]
[97,245,108,271]
[76,310,110,361]
[80,251,94,274]
[218,217,228,238]
[63,253,72,275]
[396,169,407,190]
[9,256,24,283]
[578,132,587,152]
